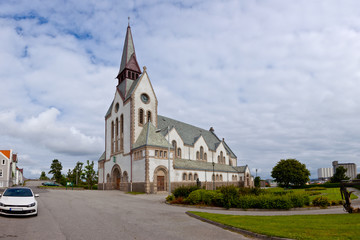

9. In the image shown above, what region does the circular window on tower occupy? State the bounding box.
[115,102,119,112]
[141,93,150,104]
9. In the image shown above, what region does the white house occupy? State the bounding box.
[0,150,23,187]
[98,25,252,193]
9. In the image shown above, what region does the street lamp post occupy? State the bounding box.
[212,162,215,190]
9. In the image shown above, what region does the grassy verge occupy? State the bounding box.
[189,211,360,240]
[266,187,358,202]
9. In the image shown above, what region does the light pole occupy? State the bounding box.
[212,162,215,190]
[156,126,171,195]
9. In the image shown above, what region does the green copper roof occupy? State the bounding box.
[174,159,246,173]
[133,122,172,150]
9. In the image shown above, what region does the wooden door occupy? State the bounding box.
[116,177,120,190]
[157,176,165,191]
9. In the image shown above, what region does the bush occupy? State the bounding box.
[173,185,199,198]
[186,189,205,205]
[218,186,239,209]
[312,196,330,207]
[170,197,185,204]
[166,195,175,202]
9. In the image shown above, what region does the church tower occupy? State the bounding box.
[116,24,142,98]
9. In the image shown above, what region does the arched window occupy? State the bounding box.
[111,121,114,153]
[196,151,199,160]
[220,175,223,181]
[115,118,119,152]
[189,173,192,181]
[204,153,207,161]
[120,114,124,151]
[183,173,187,181]
[139,109,144,125]
[194,173,198,181]
[219,151,224,164]
[212,174,215,181]
[172,141,177,158]
[177,148,181,158]
[200,146,204,160]
[147,110,152,123]
[216,174,219,181]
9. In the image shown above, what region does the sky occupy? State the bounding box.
[1,0,360,180]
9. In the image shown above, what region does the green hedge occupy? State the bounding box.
[173,185,199,198]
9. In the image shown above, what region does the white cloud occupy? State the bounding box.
[1,0,360,178]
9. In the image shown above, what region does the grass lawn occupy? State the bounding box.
[190,211,360,240]
[266,187,358,202]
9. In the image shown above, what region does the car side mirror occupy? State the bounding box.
[35,194,39,197]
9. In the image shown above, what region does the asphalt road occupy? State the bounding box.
[0,188,249,240]
[1,182,358,240]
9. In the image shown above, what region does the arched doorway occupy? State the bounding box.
[153,166,168,193]
[111,165,122,190]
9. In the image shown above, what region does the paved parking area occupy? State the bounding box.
[0,189,249,240]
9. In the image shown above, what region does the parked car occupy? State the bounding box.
[0,187,39,216]
[42,182,59,186]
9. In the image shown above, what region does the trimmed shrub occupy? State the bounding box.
[312,196,330,207]
[166,194,175,202]
[218,185,239,209]
[173,185,199,198]
[186,189,205,205]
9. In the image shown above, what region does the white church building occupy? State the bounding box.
[98,25,252,193]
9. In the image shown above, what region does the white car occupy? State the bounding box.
[0,187,39,216]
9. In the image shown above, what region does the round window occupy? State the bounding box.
[141,94,150,104]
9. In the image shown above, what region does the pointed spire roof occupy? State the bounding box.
[117,25,141,78]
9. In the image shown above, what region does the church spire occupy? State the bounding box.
[116,24,141,84]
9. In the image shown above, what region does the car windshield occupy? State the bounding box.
[3,188,33,197]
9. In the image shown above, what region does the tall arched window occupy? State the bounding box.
[111,121,114,153]
[115,118,119,152]
[189,173,192,181]
[194,173,198,181]
[196,151,200,160]
[204,153,207,161]
[177,148,182,158]
[219,151,224,164]
[139,109,144,125]
[172,141,177,158]
[147,110,152,123]
[120,114,124,151]
[200,146,204,160]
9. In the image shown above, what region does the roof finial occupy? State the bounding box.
[128,16,130,27]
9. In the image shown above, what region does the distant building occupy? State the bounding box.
[0,150,24,187]
[317,167,333,181]
[332,161,357,180]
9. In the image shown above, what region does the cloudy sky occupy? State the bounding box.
[1,0,360,180]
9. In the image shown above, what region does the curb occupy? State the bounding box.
[186,211,292,240]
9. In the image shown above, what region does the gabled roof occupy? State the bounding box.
[118,25,141,76]
[157,115,236,158]
[132,122,172,150]
[98,152,106,161]
[174,159,246,173]
[0,150,11,159]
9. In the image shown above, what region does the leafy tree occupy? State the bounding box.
[271,159,310,188]
[73,161,84,185]
[48,159,63,183]
[330,166,350,183]
[82,160,98,189]
[39,171,49,180]
[254,176,261,188]
[357,173,360,180]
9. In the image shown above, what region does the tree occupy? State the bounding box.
[48,159,63,184]
[330,166,350,183]
[271,159,310,188]
[73,161,84,185]
[254,176,261,188]
[39,171,49,180]
[82,160,98,189]
[357,173,360,180]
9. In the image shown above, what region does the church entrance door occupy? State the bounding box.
[157,176,165,191]
[112,167,121,190]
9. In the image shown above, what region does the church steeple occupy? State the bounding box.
[116,24,141,85]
